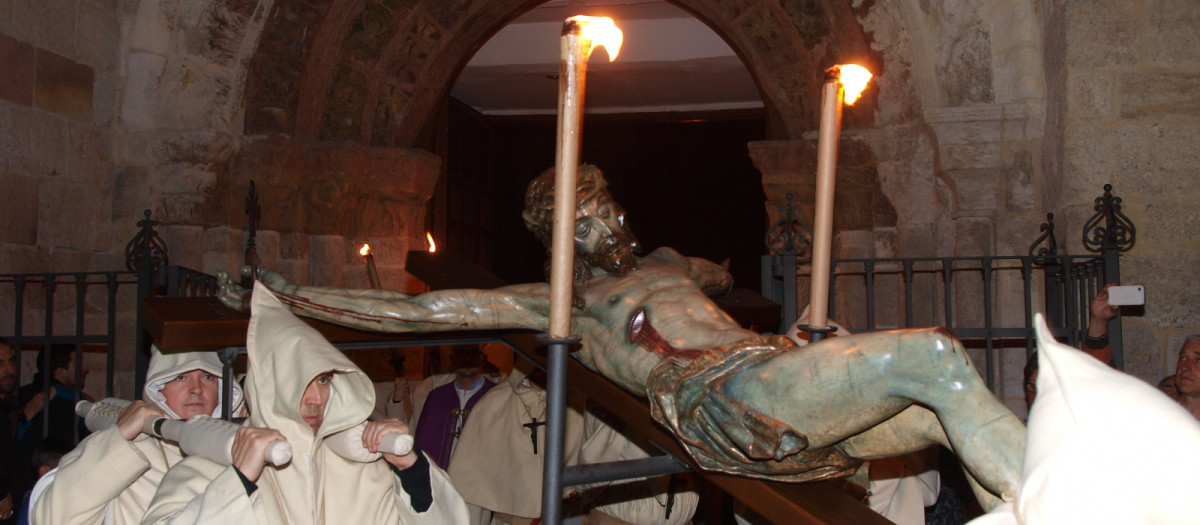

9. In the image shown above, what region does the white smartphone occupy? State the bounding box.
[1107,285,1145,306]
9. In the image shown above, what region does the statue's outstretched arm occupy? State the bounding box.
[686,256,734,298]
[218,267,551,333]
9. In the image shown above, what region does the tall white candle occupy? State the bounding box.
[808,65,872,330]
[548,16,622,338]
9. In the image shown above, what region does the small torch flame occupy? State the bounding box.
[359,244,371,256]
[426,233,437,253]
[837,64,873,105]
[569,16,623,61]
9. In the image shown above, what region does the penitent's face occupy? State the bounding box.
[300,371,334,433]
[161,369,220,419]
[575,192,639,276]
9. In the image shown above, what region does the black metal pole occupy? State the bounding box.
[537,333,579,525]
[219,347,240,420]
[562,455,690,486]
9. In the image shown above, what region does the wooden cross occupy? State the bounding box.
[522,417,546,454]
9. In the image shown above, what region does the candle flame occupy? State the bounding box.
[426,232,437,253]
[359,244,371,256]
[569,16,623,61]
[837,64,873,105]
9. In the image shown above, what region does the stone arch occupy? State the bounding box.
[233,0,881,147]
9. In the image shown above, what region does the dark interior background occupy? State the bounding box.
[440,97,768,291]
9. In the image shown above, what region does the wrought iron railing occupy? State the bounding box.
[762,185,1135,390]
[3,209,221,443]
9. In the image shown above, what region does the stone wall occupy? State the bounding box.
[0,1,124,396]
[1056,0,1200,384]
[2,0,1198,413]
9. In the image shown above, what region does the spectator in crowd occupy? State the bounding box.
[1168,335,1200,419]
[0,338,18,524]
[1025,284,1121,410]
[1157,374,1180,402]
[17,345,89,445]
[15,439,72,525]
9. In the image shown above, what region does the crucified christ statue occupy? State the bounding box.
[218,164,1024,509]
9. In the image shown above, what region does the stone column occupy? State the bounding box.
[748,140,817,229]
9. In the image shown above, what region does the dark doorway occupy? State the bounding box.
[443,99,767,291]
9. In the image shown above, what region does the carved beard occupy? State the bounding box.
[581,233,640,277]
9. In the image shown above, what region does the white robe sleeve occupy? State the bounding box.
[34,426,150,525]
[141,457,264,525]
[392,452,469,525]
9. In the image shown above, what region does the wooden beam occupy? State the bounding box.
[504,333,890,525]
[140,297,889,524]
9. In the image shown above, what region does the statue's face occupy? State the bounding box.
[575,192,639,276]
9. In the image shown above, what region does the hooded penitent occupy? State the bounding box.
[34,346,245,525]
[143,285,466,525]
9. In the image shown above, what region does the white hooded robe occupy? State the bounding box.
[142,285,467,525]
[33,347,245,525]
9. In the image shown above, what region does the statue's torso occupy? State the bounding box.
[573,248,755,391]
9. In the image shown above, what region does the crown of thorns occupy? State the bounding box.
[522,164,608,245]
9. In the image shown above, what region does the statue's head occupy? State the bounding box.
[523,164,641,278]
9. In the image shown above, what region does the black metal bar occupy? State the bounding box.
[562,455,690,486]
[1103,246,1124,369]
[219,347,238,421]
[13,275,25,367]
[864,261,875,331]
[903,261,915,328]
[982,258,994,391]
[1022,258,1034,359]
[74,274,86,443]
[536,333,580,525]
[1063,265,1079,347]
[783,255,797,333]
[106,274,118,397]
[942,259,953,328]
[42,274,55,438]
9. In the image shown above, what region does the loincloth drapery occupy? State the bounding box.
[647,335,861,482]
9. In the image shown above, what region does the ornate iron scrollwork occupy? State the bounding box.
[124,209,168,272]
[1082,184,1136,252]
[1028,212,1058,264]
[765,193,813,256]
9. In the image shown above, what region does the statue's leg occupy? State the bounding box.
[724,329,1023,502]
[840,405,1005,511]
[876,329,1025,503]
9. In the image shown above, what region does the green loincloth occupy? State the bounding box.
[647,334,861,482]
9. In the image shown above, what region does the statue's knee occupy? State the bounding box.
[910,328,978,380]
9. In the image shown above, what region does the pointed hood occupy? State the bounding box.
[245,285,379,524]
[246,284,376,444]
[144,345,244,419]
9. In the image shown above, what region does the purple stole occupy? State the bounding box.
[414,379,495,469]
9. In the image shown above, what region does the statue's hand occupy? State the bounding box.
[216,270,250,312]
[218,266,295,311]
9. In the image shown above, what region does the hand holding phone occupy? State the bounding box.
[1107,285,1145,306]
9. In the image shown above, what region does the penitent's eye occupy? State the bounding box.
[575,219,591,236]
